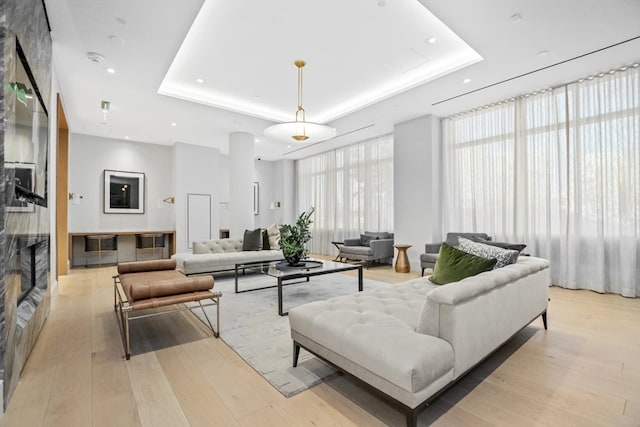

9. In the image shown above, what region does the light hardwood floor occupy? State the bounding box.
[2,259,639,426]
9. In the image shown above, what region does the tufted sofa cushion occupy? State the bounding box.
[289,280,454,394]
[193,238,244,254]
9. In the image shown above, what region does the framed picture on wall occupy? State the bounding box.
[104,170,145,214]
[5,162,36,213]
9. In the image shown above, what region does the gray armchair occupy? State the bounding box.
[338,231,394,268]
[420,232,492,276]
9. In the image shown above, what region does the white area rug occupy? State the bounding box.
[194,272,388,397]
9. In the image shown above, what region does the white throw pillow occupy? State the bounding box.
[458,237,519,269]
[267,224,280,250]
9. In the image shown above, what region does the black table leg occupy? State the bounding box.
[358,265,363,291]
[278,277,285,316]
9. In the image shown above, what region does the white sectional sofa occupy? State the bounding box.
[289,256,550,426]
[172,238,283,275]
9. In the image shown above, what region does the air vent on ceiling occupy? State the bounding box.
[86,51,105,64]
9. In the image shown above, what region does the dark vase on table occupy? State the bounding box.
[285,252,304,267]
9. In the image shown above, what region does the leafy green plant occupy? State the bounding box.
[279,207,315,265]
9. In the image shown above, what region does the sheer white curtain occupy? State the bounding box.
[443,65,639,297]
[297,133,394,255]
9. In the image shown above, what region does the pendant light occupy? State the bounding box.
[264,60,336,143]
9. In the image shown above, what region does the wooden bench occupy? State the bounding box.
[113,259,221,359]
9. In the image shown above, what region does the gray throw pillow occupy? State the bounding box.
[242,228,262,251]
[364,231,391,240]
[472,237,526,253]
[458,237,519,269]
[360,234,375,246]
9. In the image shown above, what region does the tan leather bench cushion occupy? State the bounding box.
[126,276,214,302]
[118,259,176,274]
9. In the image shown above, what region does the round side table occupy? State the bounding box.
[394,244,412,273]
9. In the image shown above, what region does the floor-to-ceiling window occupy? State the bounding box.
[443,65,639,297]
[297,133,394,255]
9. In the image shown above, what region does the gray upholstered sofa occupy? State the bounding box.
[337,231,394,267]
[172,238,283,275]
[420,232,491,276]
[289,256,550,427]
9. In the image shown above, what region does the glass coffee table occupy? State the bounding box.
[234,259,363,316]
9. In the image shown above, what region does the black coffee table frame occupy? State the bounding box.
[234,259,363,316]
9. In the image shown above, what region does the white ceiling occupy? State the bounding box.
[159,0,482,124]
[46,0,640,160]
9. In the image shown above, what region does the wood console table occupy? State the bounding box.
[69,230,176,268]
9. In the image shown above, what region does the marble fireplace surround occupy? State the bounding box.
[0,0,53,411]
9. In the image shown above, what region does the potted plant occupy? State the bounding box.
[279,207,315,266]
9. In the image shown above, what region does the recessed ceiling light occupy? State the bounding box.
[196,78,204,83]
[171,122,177,127]
[426,37,437,44]
[463,78,471,84]
[124,136,130,139]
[108,35,126,45]
[255,138,260,143]
[537,50,550,57]
[106,67,115,74]
[510,13,523,23]
[252,96,260,100]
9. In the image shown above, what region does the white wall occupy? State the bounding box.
[393,114,442,269]
[173,142,221,253]
[68,134,174,232]
[254,159,277,228]
[67,136,291,254]
[273,159,296,226]
[228,132,255,238]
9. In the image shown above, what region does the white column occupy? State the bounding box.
[229,132,255,238]
[393,114,441,269]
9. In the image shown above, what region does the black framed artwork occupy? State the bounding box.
[104,169,145,214]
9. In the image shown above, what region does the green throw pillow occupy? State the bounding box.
[429,243,497,285]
